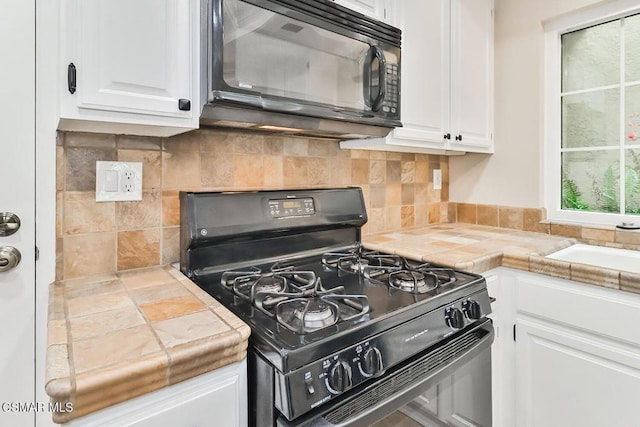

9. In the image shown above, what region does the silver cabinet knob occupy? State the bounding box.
[0,246,21,272]
[0,212,21,237]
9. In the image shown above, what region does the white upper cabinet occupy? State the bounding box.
[332,0,387,22]
[341,0,494,155]
[449,0,494,152]
[59,0,199,137]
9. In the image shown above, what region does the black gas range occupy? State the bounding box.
[180,188,493,427]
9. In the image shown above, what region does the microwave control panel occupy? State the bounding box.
[382,63,399,115]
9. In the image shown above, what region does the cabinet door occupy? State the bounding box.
[341,0,494,155]
[514,273,640,427]
[74,0,193,118]
[449,0,493,152]
[515,320,640,427]
[332,0,386,22]
[391,0,450,147]
[130,373,241,427]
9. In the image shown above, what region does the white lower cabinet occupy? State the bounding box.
[487,268,640,427]
[515,319,640,427]
[65,360,247,427]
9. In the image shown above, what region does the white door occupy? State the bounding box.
[0,1,36,426]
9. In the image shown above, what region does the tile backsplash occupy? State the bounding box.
[57,129,449,280]
[451,202,640,251]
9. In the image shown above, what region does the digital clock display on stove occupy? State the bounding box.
[282,200,303,209]
[268,198,315,218]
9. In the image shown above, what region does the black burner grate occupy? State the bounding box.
[222,266,370,334]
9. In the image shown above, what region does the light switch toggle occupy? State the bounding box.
[433,169,442,190]
[104,170,119,192]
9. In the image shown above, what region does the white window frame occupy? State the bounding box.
[544,0,640,226]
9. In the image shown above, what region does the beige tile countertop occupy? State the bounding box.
[46,223,640,424]
[45,266,250,424]
[363,223,640,294]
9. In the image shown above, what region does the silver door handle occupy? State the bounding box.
[0,212,21,237]
[0,246,21,272]
[0,223,18,232]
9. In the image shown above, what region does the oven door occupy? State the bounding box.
[279,319,493,427]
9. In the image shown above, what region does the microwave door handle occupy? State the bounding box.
[371,46,386,112]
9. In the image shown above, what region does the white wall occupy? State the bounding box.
[449,0,602,208]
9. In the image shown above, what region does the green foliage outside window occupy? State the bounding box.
[561,153,640,214]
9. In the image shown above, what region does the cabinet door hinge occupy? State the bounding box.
[513,324,517,341]
[35,245,39,262]
[67,63,77,94]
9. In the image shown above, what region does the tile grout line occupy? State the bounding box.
[117,274,172,388]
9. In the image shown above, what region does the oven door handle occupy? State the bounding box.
[296,319,494,427]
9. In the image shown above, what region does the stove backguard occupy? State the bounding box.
[180,188,367,279]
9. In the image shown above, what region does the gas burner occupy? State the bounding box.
[364,260,458,294]
[220,270,316,303]
[254,276,286,294]
[389,270,430,292]
[248,278,370,334]
[341,257,370,273]
[322,248,403,274]
[293,300,338,330]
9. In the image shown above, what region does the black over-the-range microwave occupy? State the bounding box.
[199,0,402,139]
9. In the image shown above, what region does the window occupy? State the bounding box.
[545,2,640,225]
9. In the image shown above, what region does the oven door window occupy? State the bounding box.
[222,0,375,110]
[370,345,492,427]
[371,387,441,427]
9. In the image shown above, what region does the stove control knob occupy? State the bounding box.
[327,361,353,394]
[462,299,482,320]
[361,347,384,377]
[445,307,465,330]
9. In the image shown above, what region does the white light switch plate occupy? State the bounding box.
[433,169,442,190]
[96,161,143,202]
